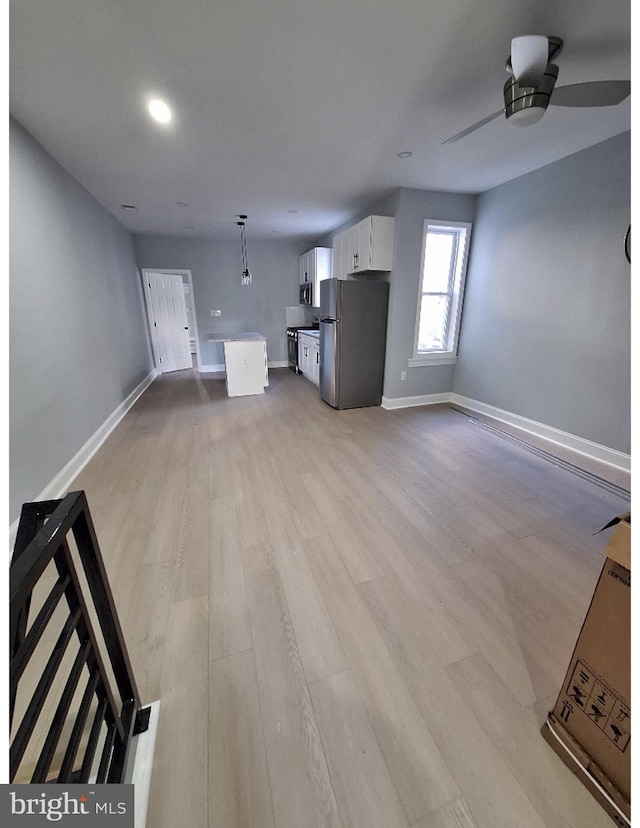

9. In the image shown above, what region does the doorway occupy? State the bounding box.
[141,269,202,373]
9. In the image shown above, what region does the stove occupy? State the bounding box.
[287,324,319,373]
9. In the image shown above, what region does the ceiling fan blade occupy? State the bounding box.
[510,35,549,87]
[442,110,503,145]
[552,80,631,108]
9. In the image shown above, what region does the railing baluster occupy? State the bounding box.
[10,610,81,781]
[96,724,117,783]
[31,641,92,783]
[79,698,109,783]
[58,665,101,782]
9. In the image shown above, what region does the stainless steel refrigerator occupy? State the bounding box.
[319,278,390,409]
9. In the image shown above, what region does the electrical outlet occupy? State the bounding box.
[211,310,222,317]
[401,371,407,381]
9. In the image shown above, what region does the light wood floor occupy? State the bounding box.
[68,366,628,828]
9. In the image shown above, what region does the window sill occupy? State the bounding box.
[408,353,458,367]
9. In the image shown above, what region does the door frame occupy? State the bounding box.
[141,269,202,372]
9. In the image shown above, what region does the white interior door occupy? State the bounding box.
[146,272,192,372]
[183,282,197,353]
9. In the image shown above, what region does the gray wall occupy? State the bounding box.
[317,188,477,400]
[10,118,154,525]
[453,132,631,453]
[132,235,313,367]
[383,188,476,400]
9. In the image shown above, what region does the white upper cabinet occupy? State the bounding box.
[299,250,312,284]
[332,215,395,279]
[332,233,346,281]
[299,247,332,304]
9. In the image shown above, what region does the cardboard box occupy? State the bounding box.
[541,513,630,826]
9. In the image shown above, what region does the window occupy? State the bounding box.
[410,220,471,366]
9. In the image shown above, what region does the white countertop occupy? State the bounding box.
[208,331,266,342]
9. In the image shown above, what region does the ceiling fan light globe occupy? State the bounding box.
[506,106,547,127]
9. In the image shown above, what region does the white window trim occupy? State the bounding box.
[411,219,472,366]
[408,353,458,367]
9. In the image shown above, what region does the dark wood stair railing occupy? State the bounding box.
[10,490,150,784]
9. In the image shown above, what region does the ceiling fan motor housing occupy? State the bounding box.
[503,63,559,126]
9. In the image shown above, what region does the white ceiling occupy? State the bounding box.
[10,0,630,240]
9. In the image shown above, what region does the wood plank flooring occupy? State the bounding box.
[65,366,629,828]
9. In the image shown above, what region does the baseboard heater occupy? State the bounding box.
[450,406,630,503]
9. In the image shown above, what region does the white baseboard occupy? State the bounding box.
[380,390,629,476]
[198,363,226,373]
[381,392,452,410]
[450,393,630,474]
[9,369,158,551]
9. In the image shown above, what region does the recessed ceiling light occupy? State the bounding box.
[120,204,138,211]
[177,201,188,207]
[148,98,172,124]
[397,151,412,159]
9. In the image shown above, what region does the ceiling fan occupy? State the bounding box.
[442,35,630,144]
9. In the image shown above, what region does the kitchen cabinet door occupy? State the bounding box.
[300,248,332,303]
[298,336,310,377]
[314,247,331,302]
[300,251,312,284]
[332,234,345,280]
[310,344,320,385]
[349,221,370,274]
[298,335,320,386]
[368,215,395,270]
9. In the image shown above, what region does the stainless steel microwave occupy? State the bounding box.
[299,281,313,306]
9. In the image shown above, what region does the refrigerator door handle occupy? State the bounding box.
[320,316,338,323]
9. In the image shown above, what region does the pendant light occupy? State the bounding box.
[237,215,252,285]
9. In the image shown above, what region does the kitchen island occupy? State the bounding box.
[207,332,269,397]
